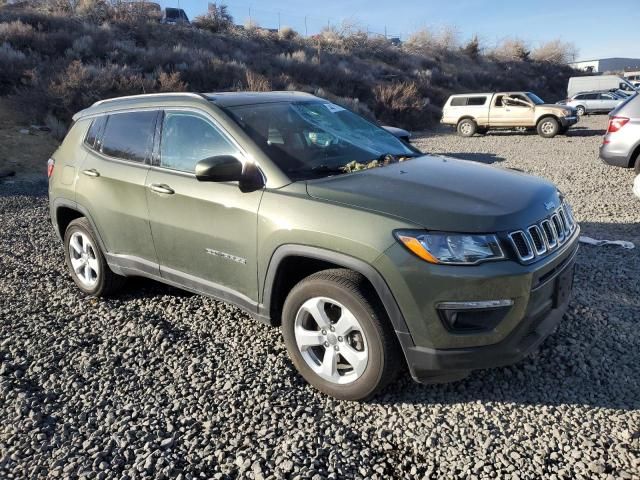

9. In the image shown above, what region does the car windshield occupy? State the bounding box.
[223,101,418,180]
[526,93,545,105]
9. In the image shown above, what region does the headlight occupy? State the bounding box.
[394,230,505,265]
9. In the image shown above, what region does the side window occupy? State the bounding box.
[574,94,585,100]
[101,111,157,162]
[599,94,613,100]
[494,95,504,107]
[467,96,486,106]
[160,111,238,173]
[450,97,466,107]
[84,116,106,150]
[585,93,598,100]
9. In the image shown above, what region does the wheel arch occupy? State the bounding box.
[53,198,108,253]
[457,115,477,125]
[536,113,560,125]
[261,245,411,338]
[629,142,640,169]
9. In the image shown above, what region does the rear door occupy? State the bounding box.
[582,93,598,112]
[75,110,159,266]
[145,109,263,302]
[598,93,620,112]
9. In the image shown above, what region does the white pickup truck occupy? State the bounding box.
[441,91,578,138]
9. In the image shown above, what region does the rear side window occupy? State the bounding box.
[101,111,157,163]
[450,96,487,107]
[160,111,238,173]
[467,96,487,106]
[84,116,106,149]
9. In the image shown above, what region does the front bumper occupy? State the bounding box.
[400,248,575,383]
[560,116,578,128]
[375,232,579,384]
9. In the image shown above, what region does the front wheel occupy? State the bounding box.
[576,105,586,116]
[281,269,401,400]
[537,117,559,138]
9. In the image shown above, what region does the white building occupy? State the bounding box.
[569,57,640,73]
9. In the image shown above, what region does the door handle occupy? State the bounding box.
[82,169,100,177]
[149,183,175,195]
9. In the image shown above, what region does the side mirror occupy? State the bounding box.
[195,155,243,182]
[195,155,264,192]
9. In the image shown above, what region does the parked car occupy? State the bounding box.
[161,7,190,25]
[381,125,411,143]
[442,91,577,138]
[48,92,579,400]
[567,75,638,98]
[600,93,640,172]
[560,91,625,116]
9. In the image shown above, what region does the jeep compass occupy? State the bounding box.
[48,92,579,400]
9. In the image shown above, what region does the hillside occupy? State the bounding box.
[0,5,576,131]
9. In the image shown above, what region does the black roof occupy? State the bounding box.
[203,91,318,107]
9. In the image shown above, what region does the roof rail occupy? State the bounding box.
[91,92,205,107]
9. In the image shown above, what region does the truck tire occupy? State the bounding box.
[576,105,586,116]
[64,217,126,296]
[457,119,477,137]
[281,269,401,401]
[537,117,559,138]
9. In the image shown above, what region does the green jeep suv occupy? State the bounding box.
[48,92,579,400]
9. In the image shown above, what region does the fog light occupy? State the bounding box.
[437,300,513,333]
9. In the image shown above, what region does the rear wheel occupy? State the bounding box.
[457,118,477,137]
[64,218,125,296]
[281,269,401,400]
[537,117,559,138]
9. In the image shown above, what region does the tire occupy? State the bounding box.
[575,105,586,116]
[635,156,640,175]
[457,118,477,137]
[537,117,559,138]
[63,217,125,296]
[281,269,401,401]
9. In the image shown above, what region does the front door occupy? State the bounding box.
[75,110,159,265]
[145,109,264,305]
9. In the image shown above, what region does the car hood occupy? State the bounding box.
[539,104,574,114]
[306,156,560,232]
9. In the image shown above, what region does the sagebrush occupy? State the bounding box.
[0,5,576,130]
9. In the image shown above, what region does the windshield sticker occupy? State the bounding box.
[323,103,346,113]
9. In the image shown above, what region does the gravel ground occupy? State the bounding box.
[1,115,639,479]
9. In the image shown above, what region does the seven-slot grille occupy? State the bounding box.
[508,203,577,262]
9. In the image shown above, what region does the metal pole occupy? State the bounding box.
[278,11,281,32]
[304,16,308,36]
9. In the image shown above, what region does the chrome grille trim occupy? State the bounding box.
[508,202,577,262]
[527,225,547,255]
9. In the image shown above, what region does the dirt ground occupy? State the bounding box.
[0,98,60,182]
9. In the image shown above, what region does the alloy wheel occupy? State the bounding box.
[68,231,100,288]
[294,297,368,385]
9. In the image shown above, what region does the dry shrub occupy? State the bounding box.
[157,71,186,92]
[245,69,271,91]
[406,26,460,52]
[278,26,296,41]
[490,38,530,61]
[373,82,427,127]
[45,111,68,139]
[0,42,28,92]
[193,3,233,33]
[531,39,578,64]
